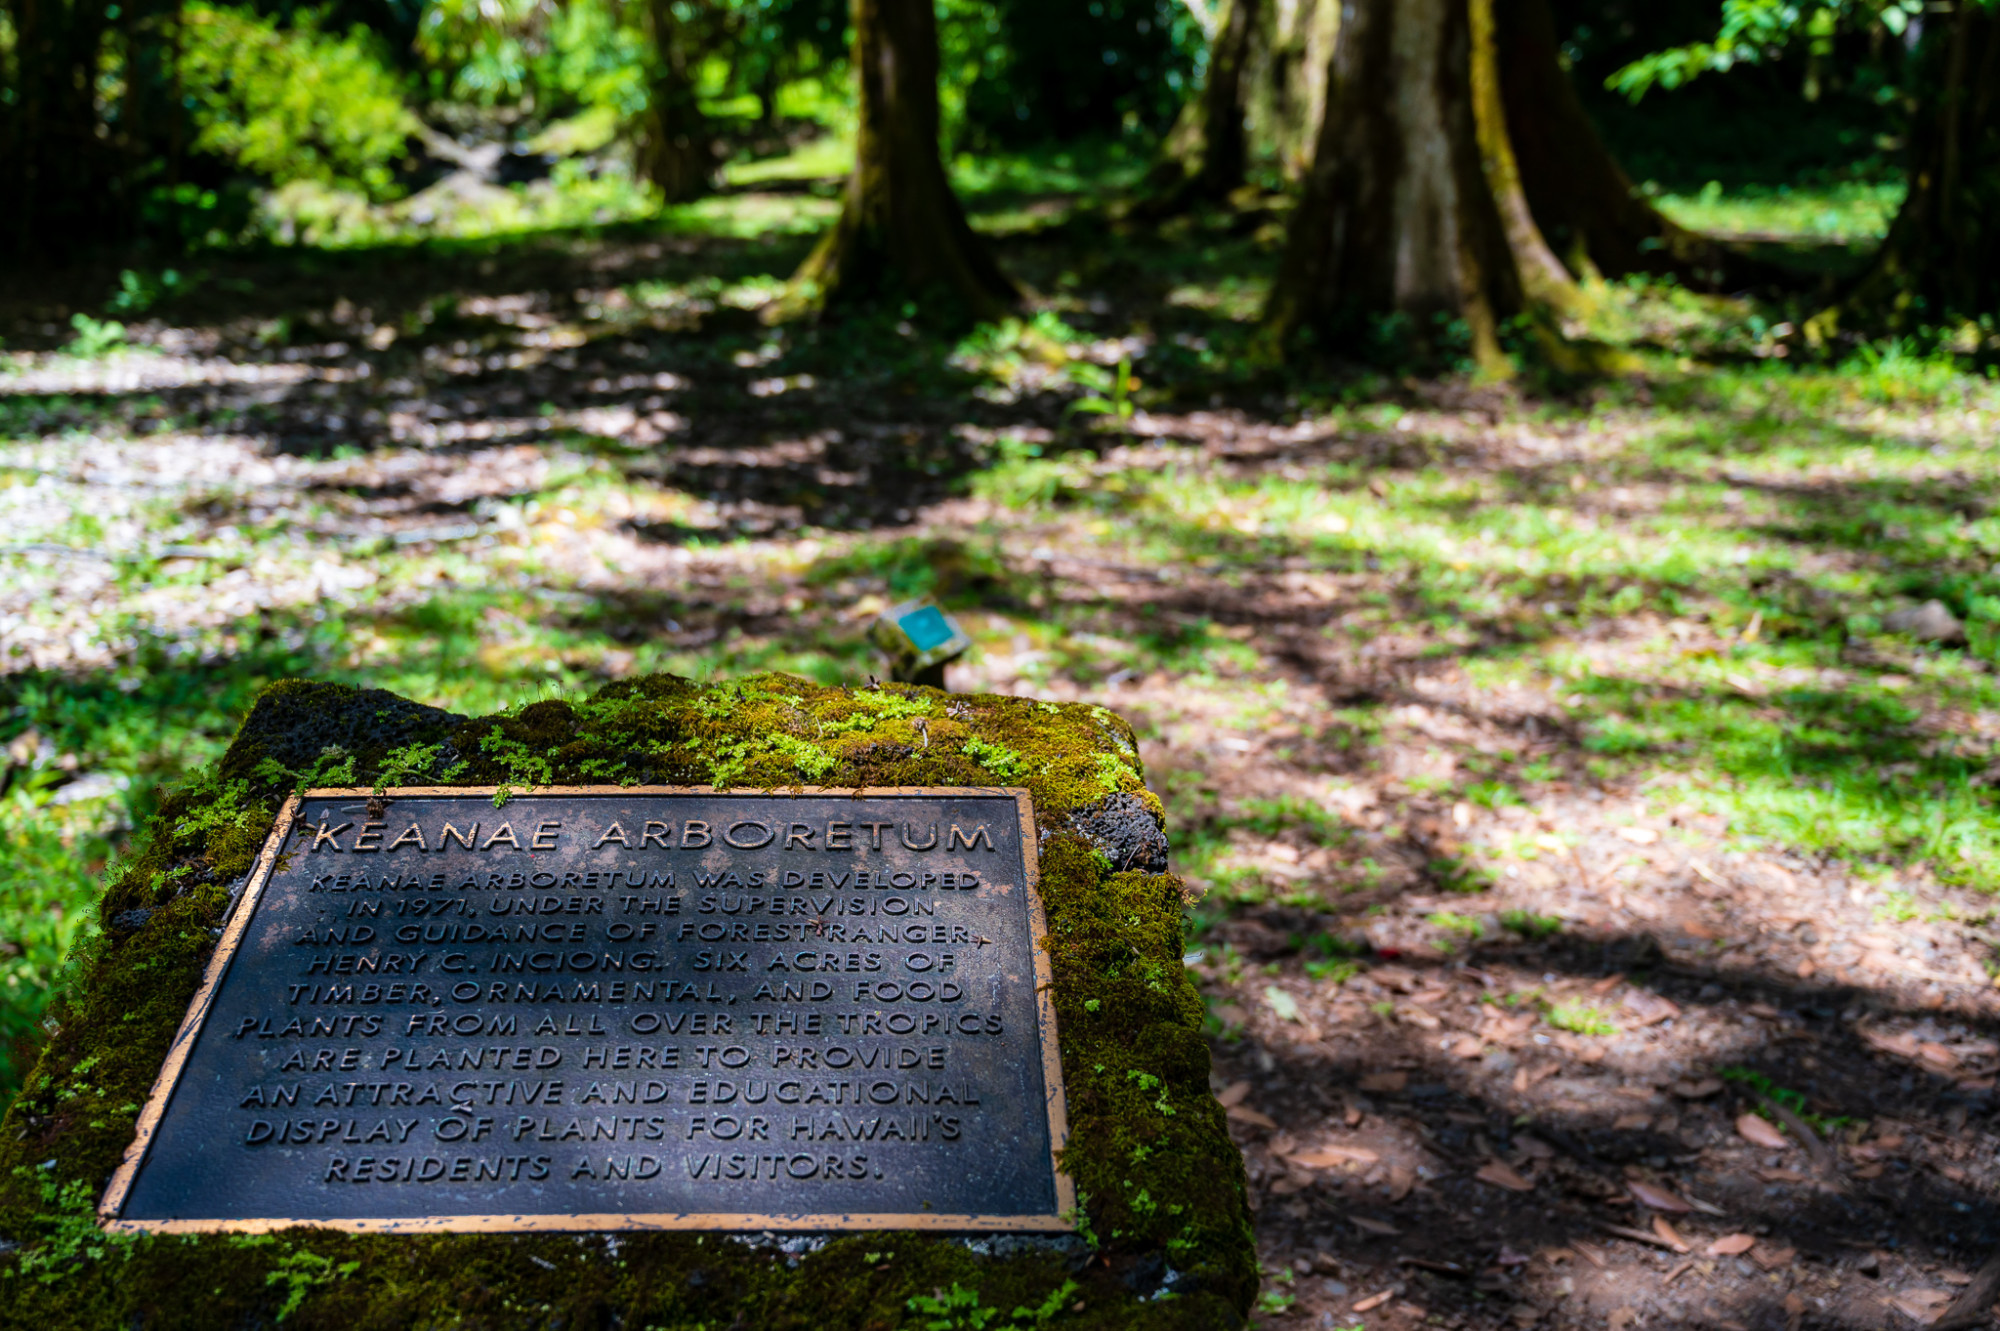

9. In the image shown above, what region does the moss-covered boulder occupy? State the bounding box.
[0,674,1254,1329]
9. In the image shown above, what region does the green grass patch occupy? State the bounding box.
[1544,1000,1620,1037]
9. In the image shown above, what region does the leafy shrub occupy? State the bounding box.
[179,4,417,200]
[0,785,109,1111]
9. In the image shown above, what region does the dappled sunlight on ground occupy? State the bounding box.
[5,209,2000,1327]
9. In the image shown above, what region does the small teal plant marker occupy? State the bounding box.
[871,597,973,687]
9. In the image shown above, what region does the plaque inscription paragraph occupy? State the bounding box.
[99,788,1073,1234]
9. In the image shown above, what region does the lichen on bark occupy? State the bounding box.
[0,675,1254,1329]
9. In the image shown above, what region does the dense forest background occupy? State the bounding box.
[0,0,1979,293]
[7,0,2000,1326]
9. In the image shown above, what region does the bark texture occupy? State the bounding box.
[1140,0,1338,213]
[1140,0,1262,211]
[778,0,1017,319]
[1266,0,1581,368]
[1497,0,1761,289]
[0,0,127,256]
[1824,0,2000,330]
[1469,0,1583,316]
[1243,0,1340,181]
[635,0,716,204]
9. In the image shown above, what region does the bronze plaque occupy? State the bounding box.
[99,787,1073,1234]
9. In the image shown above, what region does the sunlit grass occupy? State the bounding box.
[1652,179,1905,243]
[951,138,1149,200]
[260,161,666,249]
[954,348,2000,896]
[0,788,108,1105]
[1545,1000,1620,1036]
[725,133,855,186]
[662,192,839,239]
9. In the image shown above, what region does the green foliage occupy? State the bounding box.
[1093,750,1140,792]
[907,1283,1001,1330]
[106,269,196,317]
[479,722,555,804]
[768,732,838,779]
[1720,1066,1855,1134]
[4,1165,142,1283]
[421,0,592,107]
[1303,956,1359,984]
[963,736,1024,781]
[1653,179,1903,245]
[936,0,1203,150]
[253,747,358,800]
[62,316,126,359]
[827,691,935,727]
[1874,889,1922,923]
[1126,1068,1175,1116]
[1544,1000,1620,1037]
[807,536,1018,607]
[261,1244,361,1320]
[372,741,466,792]
[1607,0,1925,100]
[1066,356,1139,427]
[164,769,259,847]
[1011,1279,1080,1324]
[179,3,417,199]
[1501,909,1562,939]
[903,1274,1078,1328]
[1429,911,1485,940]
[1256,1287,1297,1315]
[0,784,109,1110]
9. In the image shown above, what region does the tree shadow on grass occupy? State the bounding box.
[0,217,1298,539]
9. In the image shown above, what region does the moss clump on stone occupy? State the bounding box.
[0,674,1255,1329]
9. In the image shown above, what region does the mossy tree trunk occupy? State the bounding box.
[1141,0,1344,212]
[1263,0,1582,370]
[1243,0,1339,182]
[1496,0,1764,291]
[635,0,716,204]
[1138,0,1261,213]
[1818,0,2000,333]
[776,0,1017,320]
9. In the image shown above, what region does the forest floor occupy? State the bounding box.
[4,168,2000,1330]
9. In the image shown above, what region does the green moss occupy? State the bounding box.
[0,675,1253,1329]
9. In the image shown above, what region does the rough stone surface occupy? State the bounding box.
[0,674,1254,1330]
[228,680,466,778]
[1073,792,1172,874]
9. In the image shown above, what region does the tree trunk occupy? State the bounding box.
[1817,0,2000,333]
[1141,0,1342,213]
[1468,0,1586,317]
[1496,0,1764,290]
[636,0,715,204]
[1243,0,1339,182]
[756,58,781,135]
[1263,0,1582,371]
[1139,0,1260,213]
[0,0,124,257]
[775,0,1017,320]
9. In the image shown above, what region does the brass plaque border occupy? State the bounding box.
[98,785,1075,1235]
